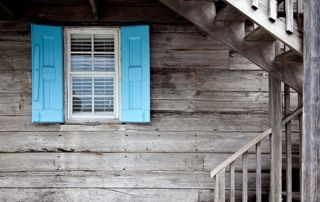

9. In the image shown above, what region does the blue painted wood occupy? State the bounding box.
[31,24,64,123]
[121,25,150,123]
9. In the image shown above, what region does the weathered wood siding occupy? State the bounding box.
[0,20,299,201]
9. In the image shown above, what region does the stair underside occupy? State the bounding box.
[158,0,303,93]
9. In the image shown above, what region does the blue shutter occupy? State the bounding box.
[121,25,150,123]
[31,24,64,123]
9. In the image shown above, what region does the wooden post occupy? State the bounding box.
[284,84,292,202]
[302,0,320,201]
[269,75,282,202]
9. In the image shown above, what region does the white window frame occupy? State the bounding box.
[65,27,120,121]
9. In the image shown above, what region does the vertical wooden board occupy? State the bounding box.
[302,0,320,201]
[270,75,282,202]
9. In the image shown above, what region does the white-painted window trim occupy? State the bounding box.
[65,27,121,121]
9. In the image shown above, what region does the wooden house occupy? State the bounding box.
[0,0,318,201]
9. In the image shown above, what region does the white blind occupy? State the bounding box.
[69,32,116,116]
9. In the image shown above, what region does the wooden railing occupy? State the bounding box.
[210,75,303,202]
[255,0,304,33]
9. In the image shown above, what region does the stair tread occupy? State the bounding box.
[215,5,247,21]
[245,26,276,41]
[275,50,303,63]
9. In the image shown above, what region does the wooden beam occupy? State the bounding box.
[89,0,99,21]
[302,0,320,201]
[158,0,303,92]
[0,1,14,20]
[269,75,282,202]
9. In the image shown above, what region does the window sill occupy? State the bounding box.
[65,118,121,125]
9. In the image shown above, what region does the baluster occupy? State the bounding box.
[285,0,294,33]
[298,93,302,200]
[242,153,248,202]
[297,0,304,15]
[214,173,220,202]
[268,0,277,22]
[219,168,225,202]
[256,143,262,202]
[230,162,235,202]
[285,84,292,202]
[251,0,259,10]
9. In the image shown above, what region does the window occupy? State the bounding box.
[66,28,120,120]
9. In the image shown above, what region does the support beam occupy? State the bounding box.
[269,75,282,202]
[302,0,320,201]
[158,0,303,92]
[89,0,99,21]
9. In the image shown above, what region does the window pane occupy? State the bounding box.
[94,77,114,113]
[94,34,114,52]
[72,77,92,95]
[71,34,91,52]
[94,97,114,113]
[73,97,92,113]
[71,53,92,72]
[93,54,115,72]
[94,77,113,95]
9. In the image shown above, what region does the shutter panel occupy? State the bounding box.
[31,24,64,123]
[121,25,150,123]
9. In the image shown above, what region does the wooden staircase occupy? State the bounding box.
[159,0,304,93]
[158,0,305,201]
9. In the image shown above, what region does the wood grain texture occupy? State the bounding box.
[0,19,302,201]
[270,75,282,202]
[302,0,320,201]
[159,0,303,92]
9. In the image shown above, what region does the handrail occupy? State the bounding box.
[210,105,302,178]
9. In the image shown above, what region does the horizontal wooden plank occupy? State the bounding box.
[0,93,31,115]
[0,153,204,172]
[0,131,260,153]
[19,4,188,23]
[0,188,270,202]
[0,46,30,71]
[197,70,269,91]
[0,71,31,93]
[151,50,229,69]
[0,116,59,132]
[0,171,270,189]
[0,130,300,153]
[228,52,261,70]
[0,188,200,202]
[0,152,300,173]
[151,32,227,50]
[199,189,269,202]
[126,112,269,132]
